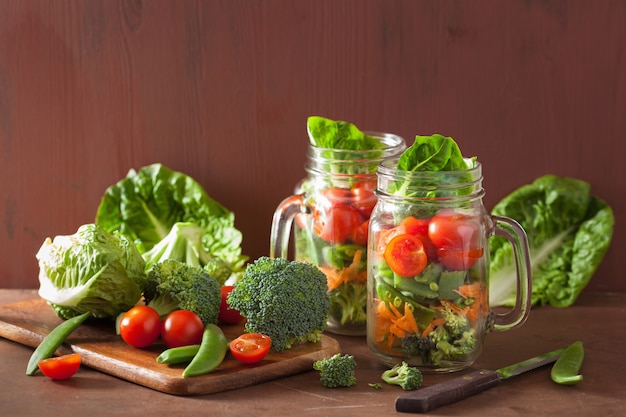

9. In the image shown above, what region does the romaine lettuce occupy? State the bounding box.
[489,175,614,307]
[95,164,247,272]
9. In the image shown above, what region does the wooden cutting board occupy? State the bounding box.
[0,298,341,396]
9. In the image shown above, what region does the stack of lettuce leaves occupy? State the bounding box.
[489,175,614,308]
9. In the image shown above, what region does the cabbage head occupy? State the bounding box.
[36,223,148,320]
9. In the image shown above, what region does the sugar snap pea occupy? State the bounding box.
[26,311,91,375]
[182,324,228,378]
[156,344,201,365]
[551,341,584,385]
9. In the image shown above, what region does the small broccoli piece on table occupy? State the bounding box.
[381,361,423,391]
[227,257,330,352]
[144,259,221,325]
[313,353,357,388]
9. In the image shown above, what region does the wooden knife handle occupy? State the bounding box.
[395,369,502,413]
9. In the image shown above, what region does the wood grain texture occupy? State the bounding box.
[0,1,624,291]
[0,298,341,395]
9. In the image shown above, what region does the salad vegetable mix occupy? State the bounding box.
[293,116,389,330]
[368,134,487,368]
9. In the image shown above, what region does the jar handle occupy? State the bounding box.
[270,194,305,259]
[490,215,532,332]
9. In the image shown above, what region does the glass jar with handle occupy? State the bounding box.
[367,157,532,371]
[270,132,406,335]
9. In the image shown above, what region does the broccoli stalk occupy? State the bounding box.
[381,361,423,391]
[313,354,357,388]
[142,222,235,285]
[227,257,330,352]
[143,259,222,325]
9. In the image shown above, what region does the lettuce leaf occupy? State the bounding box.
[95,164,247,272]
[306,116,385,150]
[489,175,614,308]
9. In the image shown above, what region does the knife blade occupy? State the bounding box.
[395,347,565,414]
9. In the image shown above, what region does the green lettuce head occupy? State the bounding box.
[36,223,148,320]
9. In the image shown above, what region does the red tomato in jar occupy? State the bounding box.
[229,333,272,364]
[351,181,377,217]
[383,233,428,277]
[428,211,482,252]
[401,216,438,261]
[119,306,162,348]
[438,247,484,271]
[38,353,81,380]
[313,203,363,244]
[219,285,245,324]
[161,310,205,348]
[350,219,370,246]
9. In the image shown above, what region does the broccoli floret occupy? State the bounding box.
[381,361,423,391]
[401,334,437,365]
[144,259,221,325]
[313,353,357,388]
[227,257,330,352]
[429,327,478,365]
[328,282,367,326]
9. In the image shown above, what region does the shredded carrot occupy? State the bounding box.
[320,249,366,291]
[421,317,446,337]
[454,283,489,324]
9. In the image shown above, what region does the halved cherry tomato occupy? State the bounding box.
[219,285,245,324]
[313,203,362,244]
[161,310,205,348]
[229,333,272,364]
[383,233,428,277]
[402,216,438,261]
[38,353,81,380]
[119,305,162,348]
[428,211,482,252]
[438,247,484,271]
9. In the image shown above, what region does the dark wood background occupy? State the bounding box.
[1,0,623,294]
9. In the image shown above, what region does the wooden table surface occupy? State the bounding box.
[1,289,624,417]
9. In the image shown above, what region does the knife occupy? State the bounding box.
[395,347,565,413]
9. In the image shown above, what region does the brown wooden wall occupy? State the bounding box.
[1,0,624,293]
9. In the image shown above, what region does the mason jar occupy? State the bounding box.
[367,157,532,371]
[270,132,406,335]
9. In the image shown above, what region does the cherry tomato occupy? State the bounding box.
[350,219,370,246]
[402,216,438,261]
[313,203,362,244]
[351,181,377,217]
[229,333,272,364]
[161,310,205,348]
[383,233,428,277]
[119,306,162,348]
[428,211,482,252]
[38,353,81,380]
[322,187,354,205]
[219,285,245,324]
[438,247,484,271]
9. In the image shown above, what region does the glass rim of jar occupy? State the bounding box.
[306,131,406,163]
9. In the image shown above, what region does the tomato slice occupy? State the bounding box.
[383,233,428,277]
[229,333,272,364]
[438,247,484,271]
[38,353,81,380]
[350,219,370,246]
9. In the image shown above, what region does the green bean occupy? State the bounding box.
[182,324,228,378]
[26,311,91,375]
[156,344,201,365]
[551,341,584,385]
